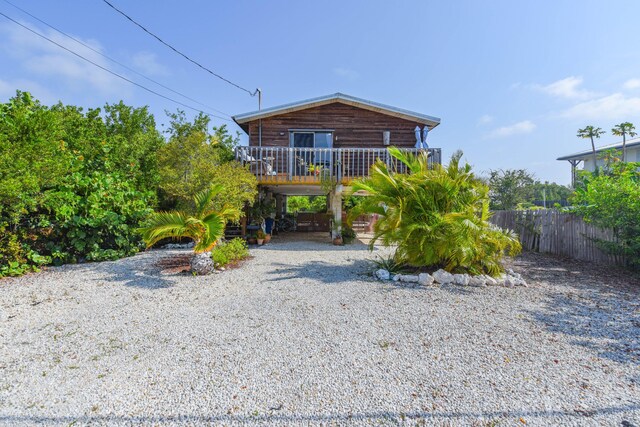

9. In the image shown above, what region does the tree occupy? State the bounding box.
[572,161,640,270]
[140,185,239,275]
[487,169,535,210]
[611,122,636,162]
[349,148,521,275]
[577,126,605,168]
[158,111,252,212]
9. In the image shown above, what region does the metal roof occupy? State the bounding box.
[232,92,441,128]
[557,137,640,161]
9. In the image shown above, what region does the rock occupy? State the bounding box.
[432,269,454,284]
[453,274,470,286]
[483,275,498,286]
[392,274,401,282]
[190,252,215,275]
[418,273,435,286]
[375,269,390,281]
[163,242,195,249]
[399,275,420,283]
[468,276,487,287]
[503,275,515,288]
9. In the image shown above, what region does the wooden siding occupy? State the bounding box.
[245,102,427,148]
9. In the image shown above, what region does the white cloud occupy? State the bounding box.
[131,51,169,76]
[534,76,596,100]
[485,120,536,139]
[477,114,493,125]
[333,67,359,80]
[623,78,640,90]
[0,78,56,103]
[560,93,640,120]
[0,20,130,97]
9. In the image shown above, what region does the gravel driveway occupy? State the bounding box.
[1,233,639,426]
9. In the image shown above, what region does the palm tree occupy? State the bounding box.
[140,185,239,275]
[349,147,520,276]
[577,126,605,169]
[611,122,637,162]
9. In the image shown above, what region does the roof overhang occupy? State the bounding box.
[557,138,640,161]
[233,93,441,132]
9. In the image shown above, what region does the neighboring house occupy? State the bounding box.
[557,138,640,185]
[233,92,442,237]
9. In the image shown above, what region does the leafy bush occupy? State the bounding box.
[211,238,249,267]
[349,148,521,275]
[571,162,640,269]
[0,91,162,275]
[341,224,357,244]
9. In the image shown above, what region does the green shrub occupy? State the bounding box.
[342,225,357,244]
[571,161,640,269]
[349,148,521,276]
[211,238,249,268]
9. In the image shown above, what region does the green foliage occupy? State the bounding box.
[211,238,249,268]
[372,254,406,274]
[286,196,327,213]
[577,125,605,166]
[611,122,636,162]
[158,111,253,214]
[0,91,162,275]
[140,186,239,253]
[488,169,535,210]
[571,162,640,269]
[341,224,357,244]
[350,147,521,275]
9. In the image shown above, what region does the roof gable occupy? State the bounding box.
[233,93,441,129]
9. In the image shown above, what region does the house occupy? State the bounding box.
[557,137,640,185]
[233,93,442,237]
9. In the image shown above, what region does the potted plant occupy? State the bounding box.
[247,234,257,245]
[308,164,323,176]
[256,229,266,245]
[264,233,271,243]
[342,224,357,244]
[331,220,343,246]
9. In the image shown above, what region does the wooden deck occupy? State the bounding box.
[235,146,441,185]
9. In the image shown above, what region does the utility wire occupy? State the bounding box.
[101,0,258,97]
[0,11,231,121]
[1,0,231,118]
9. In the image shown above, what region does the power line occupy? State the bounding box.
[0,11,231,121]
[101,0,258,97]
[0,0,231,118]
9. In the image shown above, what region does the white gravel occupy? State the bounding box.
[1,233,639,426]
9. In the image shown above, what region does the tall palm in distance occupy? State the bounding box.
[611,122,636,162]
[577,126,605,169]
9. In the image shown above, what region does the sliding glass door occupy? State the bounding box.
[291,131,333,176]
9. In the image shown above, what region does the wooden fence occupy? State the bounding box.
[490,210,626,266]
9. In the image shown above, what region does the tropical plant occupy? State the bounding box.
[611,122,636,162]
[211,237,249,268]
[571,161,640,269]
[140,185,238,274]
[0,91,163,276]
[577,126,605,168]
[349,147,521,275]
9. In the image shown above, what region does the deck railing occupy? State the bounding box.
[235,146,441,185]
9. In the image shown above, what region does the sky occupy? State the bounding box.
[2,0,640,185]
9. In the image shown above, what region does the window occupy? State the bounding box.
[290,131,334,175]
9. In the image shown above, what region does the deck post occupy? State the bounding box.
[330,185,344,239]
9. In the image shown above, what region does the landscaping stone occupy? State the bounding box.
[375,269,390,281]
[483,275,499,286]
[468,275,487,287]
[432,269,454,284]
[399,274,420,283]
[392,274,401,282]
[418,273,435,286]
[453,273,470,286]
